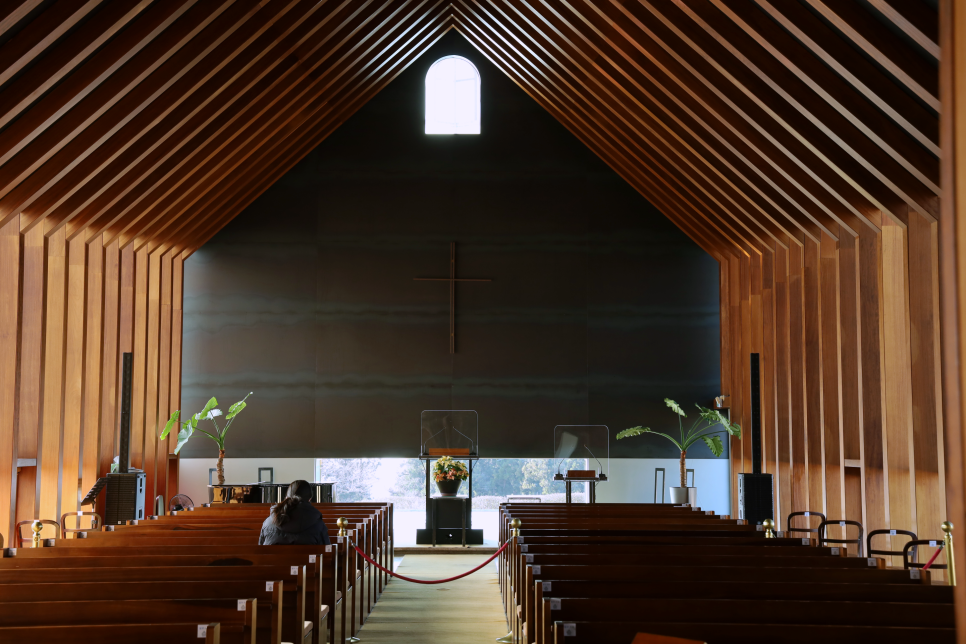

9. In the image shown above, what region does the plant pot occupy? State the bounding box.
[669,486,697,505]
[436,479,463,497]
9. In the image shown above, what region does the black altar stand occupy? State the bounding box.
[415,410,484,546]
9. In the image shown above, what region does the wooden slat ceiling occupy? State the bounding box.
[0,0,938,259]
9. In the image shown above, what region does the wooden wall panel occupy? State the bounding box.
[803,238,825,516]
[787,242,808,515]
[0,229,185,535]
[908,211,946,552]
[859,225,889,549]
[820,233,843,535]
[774,245,791,529]
[80,235,102,504]
[37,227,66,529]
[0,216,20,539]
[881,220,917,548]
[60,235,85,515]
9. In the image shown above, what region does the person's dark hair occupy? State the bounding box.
[271,480,313,526]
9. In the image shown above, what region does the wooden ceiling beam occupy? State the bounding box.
[69,0,381,242]
[180,15,455,254]
[865,0,938,59]
[613,0,882,233]
[9,0,272,234]
[530,0,823,243]
[137,0,443,250]
[0,1,152,134]
[667,1,936,223]
[0,0,202,229]
[0,1,44,41]
[23,0,313,235]
[36,0,328,236]
[0,0,101,88]
[753,0,937,153]
[454,9,742,257]
[802,0,938,110]
[455,19,735,258]
[480,0,796,246]
[713,0,937,193]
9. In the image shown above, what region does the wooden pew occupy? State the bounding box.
[0,622,224,643]
[0,566,307,643]
[0,598,256,644]
[495,503,955,644]
[0,580,284,644]
[0,547,337,644]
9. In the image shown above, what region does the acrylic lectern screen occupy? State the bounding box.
[553,425,609,477]
[421,410,479,457]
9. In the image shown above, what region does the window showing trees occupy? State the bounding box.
[425,55,481,134]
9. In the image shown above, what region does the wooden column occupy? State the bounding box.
[859,225,889,551]
[788,242,808,514]
[803,238,825,516]
[881,220,917,547]
[773,244,792,529]
[820,232,843,535]
[60,236,86,515]
[908,211,946,559]
[38,227,67,527]
[0,216,20,539]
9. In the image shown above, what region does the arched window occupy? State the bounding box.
[425,56,480,134]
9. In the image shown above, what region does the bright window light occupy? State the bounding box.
[425,56,480,135]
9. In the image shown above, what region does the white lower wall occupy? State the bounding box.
[595,458,732,516]
[178,458,316,507]
[176,456,731,516]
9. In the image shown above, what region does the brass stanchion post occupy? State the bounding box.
[337,517,348,538]
[762,518,775,539]
[943,521,956,586]
[31,520,42,548]
[496,519,522,643]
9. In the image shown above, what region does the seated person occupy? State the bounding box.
[259,479,331,545]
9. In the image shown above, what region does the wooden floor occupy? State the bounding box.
[357,555,508,643]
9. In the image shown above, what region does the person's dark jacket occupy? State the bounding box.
[258,499,331,545]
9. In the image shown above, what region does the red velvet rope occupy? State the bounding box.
[350,539,509,584]
[922,543,945,571]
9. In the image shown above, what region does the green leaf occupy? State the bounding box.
[664,398,686,417]
[200,397,218,419]
[616,426,651,440]
[159,410,180,439]
[225,401,247,420]
[729,422,742,438]
[700,434,724,457]
[205,408,223,420]
[174,426,192,455]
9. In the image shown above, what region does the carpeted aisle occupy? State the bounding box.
[357,555,508,643]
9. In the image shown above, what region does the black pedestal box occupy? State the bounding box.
[738,473,773,526]
[105,471,146,525]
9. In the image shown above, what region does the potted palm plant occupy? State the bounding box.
[617,398,740,505]
[159,392,252,485]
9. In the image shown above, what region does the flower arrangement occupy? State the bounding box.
[432,456,469,482]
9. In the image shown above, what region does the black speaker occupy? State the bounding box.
[105,352,145,524]
[740,353,773,525]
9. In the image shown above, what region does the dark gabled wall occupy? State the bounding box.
[181,31,721,459]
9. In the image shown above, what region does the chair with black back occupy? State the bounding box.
[904,538,947,571]
[785,511,826,539]
[868,528,918,565]
[818,519,865,557]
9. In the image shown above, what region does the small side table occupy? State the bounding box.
[430,496,468,547]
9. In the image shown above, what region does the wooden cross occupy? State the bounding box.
[414,242,492,353]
